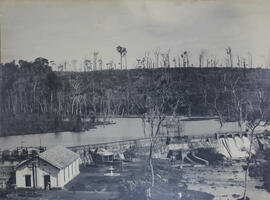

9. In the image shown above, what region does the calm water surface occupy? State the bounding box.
[0,118,266,150]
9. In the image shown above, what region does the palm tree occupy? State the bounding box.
[116,46,127,70]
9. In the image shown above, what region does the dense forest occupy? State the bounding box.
[1,57,270,136]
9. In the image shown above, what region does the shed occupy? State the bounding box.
[16,146,80,189]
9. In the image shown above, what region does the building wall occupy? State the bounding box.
[16,158,80,189]
[62,158,80,186]
[16,165,33,188]
[58,169,64,187]
[16,160,59,189]
[36,159,59,189]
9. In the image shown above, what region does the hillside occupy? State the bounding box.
[56,67,270,116]
[1,59,270,136]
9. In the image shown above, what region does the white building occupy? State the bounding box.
[16,146,80,189]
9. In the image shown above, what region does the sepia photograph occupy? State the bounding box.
[1,0,270,199]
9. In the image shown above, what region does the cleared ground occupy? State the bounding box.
[4,158,270,200]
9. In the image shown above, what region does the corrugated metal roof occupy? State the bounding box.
[39,146,80,169]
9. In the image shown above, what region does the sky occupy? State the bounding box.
[1,0,270,68]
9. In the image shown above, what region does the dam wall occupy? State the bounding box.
[68,131,270,161]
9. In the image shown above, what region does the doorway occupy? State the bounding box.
[25,175,31,187]
[44,175,51,190]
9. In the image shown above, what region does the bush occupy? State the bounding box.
[196,148,224,165]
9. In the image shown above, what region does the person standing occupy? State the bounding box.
[71,185,76,194]
[48,181,51,190]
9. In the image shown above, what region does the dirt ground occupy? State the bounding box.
[5,190,118,200]
[65,162,142,191]
[5,158,270,200]
[179,160,270,200]
[5,161,142,200]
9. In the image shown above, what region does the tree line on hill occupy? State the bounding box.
[1,57,270,136]
[50,46,270,72]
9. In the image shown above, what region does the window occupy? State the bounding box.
[25,175,31,187]
[64,169,66,182]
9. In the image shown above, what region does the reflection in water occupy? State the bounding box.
[0,118,144,149]
[0,118,267,150]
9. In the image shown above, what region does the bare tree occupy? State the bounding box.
[167,49,170,68]
[71,59,78,71]
[84,59,92,72]
[93,52,98,71]
[69,79,85,115]
[145,52,150,68]
[208,88,225,131]
[141,79,183,194]
[214,92,224,129]
[145,101,166,187]
[63,61,68,71]
[228,76,246,133]
[124,49,127,69]
[181,51,189,67]
[144,96,180,188]
[98,58,103,71]
[211,55,219,67]
[106,60,114,70]
[241,88,270,200]
[264,52,270,69]
[177,54,181,68]
[153,48,160,68]
[136,58,141,68]
[248,52,252,68]
[199,50,207,68]
[160,49,170,68]
[172,57,177,68]
[226,47,233,68]
[141,57,146,68]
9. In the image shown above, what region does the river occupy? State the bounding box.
[0,117,267,150]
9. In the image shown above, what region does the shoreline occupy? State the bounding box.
[0,117,114,138]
